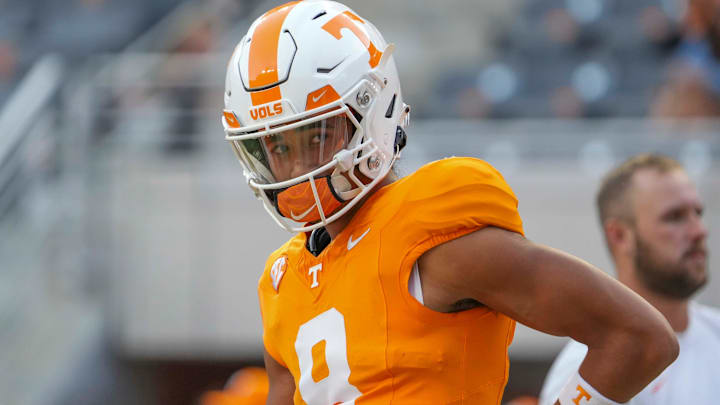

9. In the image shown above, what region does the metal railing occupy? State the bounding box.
[0,55,64,219]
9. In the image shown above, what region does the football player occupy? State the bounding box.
[221,1,678,404]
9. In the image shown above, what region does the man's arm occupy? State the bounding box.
[417,227,678,403]
[264,349,295,405]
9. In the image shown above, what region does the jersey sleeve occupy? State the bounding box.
[257,252,287,368]
[397,157,524,238]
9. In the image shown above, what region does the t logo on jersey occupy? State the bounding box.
[308,264,322,288]
[573,385,592,404]
[270,256,288,292]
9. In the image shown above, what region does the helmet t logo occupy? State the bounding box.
[322,11,383,68]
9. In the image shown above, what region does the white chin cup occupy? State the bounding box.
[330,174,360,201]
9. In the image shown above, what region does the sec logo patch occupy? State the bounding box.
[270,256,288,292]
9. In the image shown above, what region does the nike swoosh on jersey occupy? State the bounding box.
[290,204,317,221]
[347,227,371,250]
[311,89,328,103]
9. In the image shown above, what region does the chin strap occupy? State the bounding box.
[330,174,361,201]
[307,227,331,257]
[394,103,410,154]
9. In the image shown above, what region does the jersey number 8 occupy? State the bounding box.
[294,308,363,404]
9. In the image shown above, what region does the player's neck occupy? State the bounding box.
[325,209,356,240]
[619,269,690,332]
[325,172,398,239]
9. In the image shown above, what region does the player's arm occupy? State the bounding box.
[418,226,678,404]
[264,349,295,405]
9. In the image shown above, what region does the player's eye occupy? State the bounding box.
[270,144,289,155]
[309,133,323,146]
[663,209,686,223]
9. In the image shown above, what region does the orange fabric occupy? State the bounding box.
[322,11,383,68]
[276,177,345,223]
[258,157,524,404]
[311,340,330,382]
[200,367,269,405]
[305,85,341,110]
[201,392,246,405]
[247,2,298,105]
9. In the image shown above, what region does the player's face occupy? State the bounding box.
[262,115,353,182]
[630,169,708,298]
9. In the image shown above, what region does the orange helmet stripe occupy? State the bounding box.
[251,87,283,107]
[248,1,299,105]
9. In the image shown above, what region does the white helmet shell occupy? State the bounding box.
[223,0,409,232]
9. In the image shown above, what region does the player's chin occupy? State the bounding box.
[682,260,708,284]
[683,251,707,270]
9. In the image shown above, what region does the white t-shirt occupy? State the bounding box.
[539,302,720,405]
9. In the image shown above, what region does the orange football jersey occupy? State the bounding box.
[258,157,525,404]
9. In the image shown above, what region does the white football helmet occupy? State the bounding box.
[223,0,410,233]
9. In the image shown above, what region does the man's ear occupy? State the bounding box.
[605,218,635,257]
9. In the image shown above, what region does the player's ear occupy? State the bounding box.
[605,218,634,256]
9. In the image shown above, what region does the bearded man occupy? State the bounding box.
[540,154,720,404]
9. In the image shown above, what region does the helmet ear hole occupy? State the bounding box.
[385,94,397,118]
[394,126,407,152]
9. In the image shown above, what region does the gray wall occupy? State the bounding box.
[101,119,720,360]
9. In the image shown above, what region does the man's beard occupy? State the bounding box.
[634,235,708,299]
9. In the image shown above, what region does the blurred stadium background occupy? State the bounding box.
[1,0,719,403]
